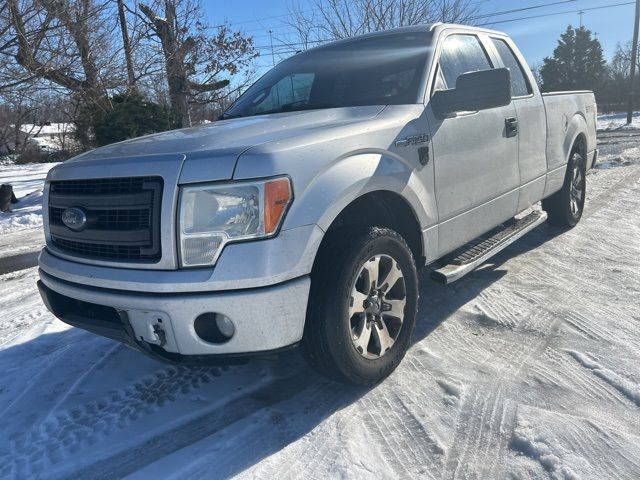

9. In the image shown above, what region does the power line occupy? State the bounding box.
[481,1,635,26]
[468,0,578,21]
[247,0,579,42]
[210,9,316,30]
[250,0,583,50]
[211,0,494,31]
[250,0,634,59]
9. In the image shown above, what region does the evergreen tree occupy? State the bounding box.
[540,25,607,92]
[86,95,178,147]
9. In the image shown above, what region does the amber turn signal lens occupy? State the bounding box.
[264,178,292,234]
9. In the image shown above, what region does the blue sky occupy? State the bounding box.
[202,0,636,71]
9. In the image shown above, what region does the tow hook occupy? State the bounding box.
[153,323,167,347]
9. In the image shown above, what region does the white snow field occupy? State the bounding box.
[0,161,57,258]
[0,134,639,479]
[597,111,640,131]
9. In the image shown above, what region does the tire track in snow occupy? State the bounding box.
[567,350,640,407]
[251,351,452,480]
[72,369,320,480]
[42,343,122,421]
[534,352,625,406]
[0,365,222,479]
[0,270,51,348]
[511,405,640,479]
[442,299,561,479]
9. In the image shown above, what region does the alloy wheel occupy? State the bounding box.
[570,154,585,216]
[348,254,407,359]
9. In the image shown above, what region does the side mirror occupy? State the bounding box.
[432,68,512,118]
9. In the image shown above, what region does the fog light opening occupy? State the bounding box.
[194,312,235,344]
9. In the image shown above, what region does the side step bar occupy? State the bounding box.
[431,210,548,285]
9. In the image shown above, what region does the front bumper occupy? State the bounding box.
[38,223,324,292]
[38,269,310,362]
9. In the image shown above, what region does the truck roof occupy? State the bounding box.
[298,23,508,55]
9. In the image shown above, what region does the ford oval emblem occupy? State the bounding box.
[61,207,87,231]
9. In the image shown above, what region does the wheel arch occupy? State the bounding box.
[545,115,590,198]
[564,113,589,166]
[311,190,426,276]
[571,131,588,164]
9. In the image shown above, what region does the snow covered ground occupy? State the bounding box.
[597,111,640,131]
[0,135,639,479]
[0,161,57,258]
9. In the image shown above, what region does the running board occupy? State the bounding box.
[431,211,548,285]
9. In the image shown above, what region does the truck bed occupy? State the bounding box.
[542,90,598,171]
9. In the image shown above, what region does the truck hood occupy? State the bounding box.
[65,106,387,181]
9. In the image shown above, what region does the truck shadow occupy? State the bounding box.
[0,223,564,478]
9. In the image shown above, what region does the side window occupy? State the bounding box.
[438,34,492,89]
[254,73,315,114]
[433,67,446,93]
[491,38,532,97]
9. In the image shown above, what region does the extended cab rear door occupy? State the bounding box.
[486,35,547,213]
[426,31,520,257]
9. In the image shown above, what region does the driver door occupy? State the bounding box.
[426,33,520,257]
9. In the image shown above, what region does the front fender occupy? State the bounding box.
[283,150,435,233]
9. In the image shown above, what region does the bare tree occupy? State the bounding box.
[0,87,78,155]
[0,90,37,154]
[2,0,123,146]
[117,0,137,94]
[284,0,479,50]
[0,0,259,151]
[138,0,257,127]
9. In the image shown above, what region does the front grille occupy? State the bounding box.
[50,177,147,195]
[50,207,151,230]
[48,176,163,262]
[50,237,154,260]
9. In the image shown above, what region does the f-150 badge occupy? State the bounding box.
[395,134,430,148]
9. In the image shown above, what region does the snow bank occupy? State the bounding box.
[596,146,640,170]
[597,111,640,131]
[0,161,58,235]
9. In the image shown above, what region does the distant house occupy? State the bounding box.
[0,122,77,155]
[20,123,76,152]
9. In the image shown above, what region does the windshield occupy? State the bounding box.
[223,31,432,119]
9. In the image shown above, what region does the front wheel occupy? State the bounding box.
[303,227,419,385]
[542,151,586,227]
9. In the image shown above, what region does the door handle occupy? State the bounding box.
[505,117,518,138]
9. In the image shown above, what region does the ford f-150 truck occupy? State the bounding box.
[38,24,597,385]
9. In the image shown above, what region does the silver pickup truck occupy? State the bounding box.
[38,24,597,385]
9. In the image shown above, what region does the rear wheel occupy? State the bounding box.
[542,151,586,227]
[303,227,418,385]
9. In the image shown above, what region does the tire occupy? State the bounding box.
[542,150,586,228]
[302,227,419,385]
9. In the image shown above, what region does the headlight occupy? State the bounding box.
[178,176,292,267]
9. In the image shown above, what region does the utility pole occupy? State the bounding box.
[578,11,584,28]
[627,0,640,125]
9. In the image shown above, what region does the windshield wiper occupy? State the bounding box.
[218,112,242,120]
[262,102,339,115]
